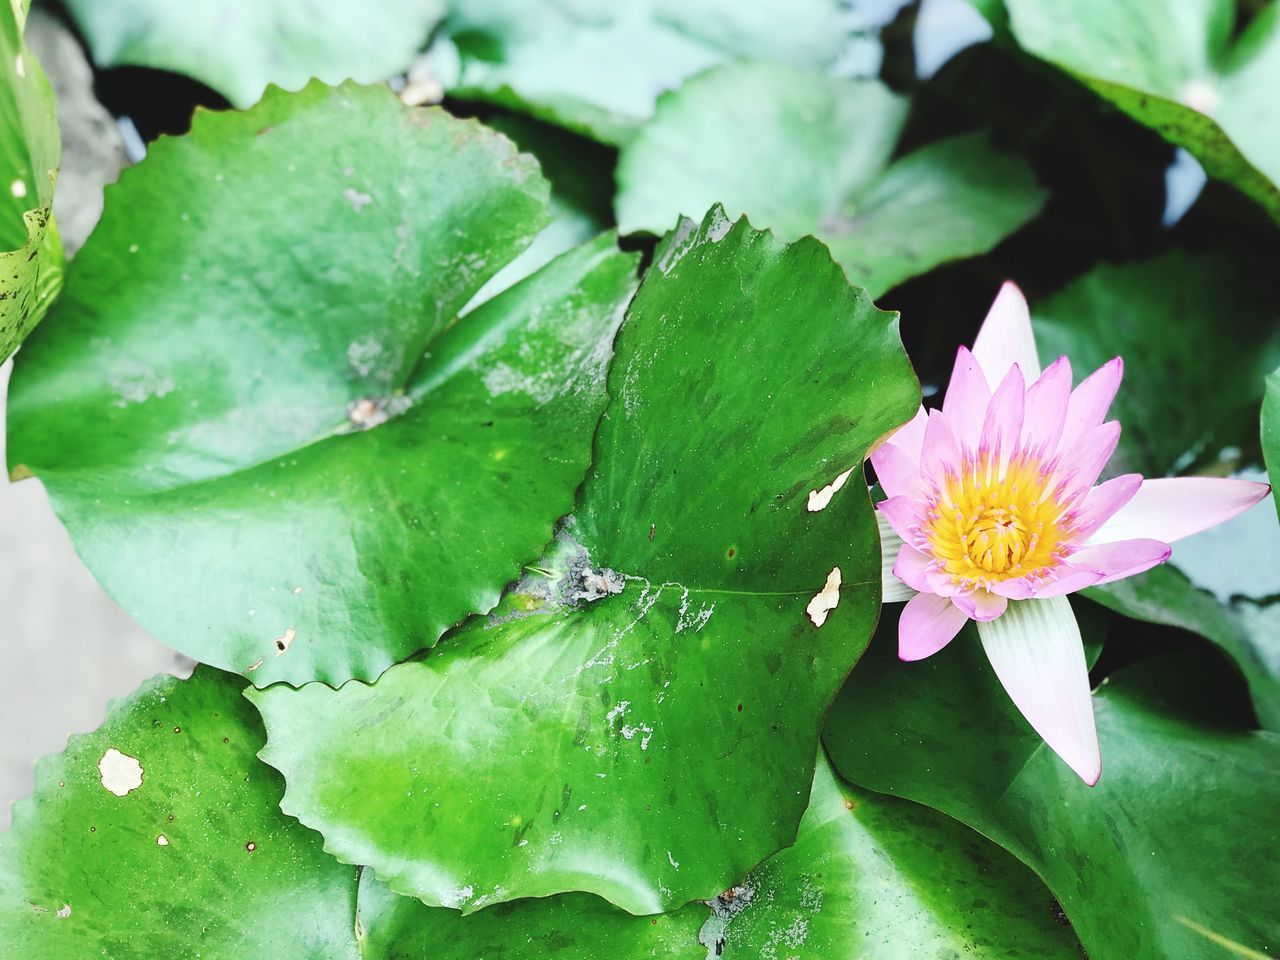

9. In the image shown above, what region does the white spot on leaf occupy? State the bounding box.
[273,628,296,656]
[9,178,25,199]
[807,468,853,512]
[343,188,373,212]
[806,567,842,628]
[98,748,143,796]
[156,835,169,846]
[55,904,71,919]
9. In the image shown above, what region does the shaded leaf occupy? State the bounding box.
[824,613,1280,960]
[616,63,1046,297]
[705,755,1081,959]
[1087,566,1280,730]
[61,0,445,108]
[1032,251,1280,477]
[7,82,639,687]
[1266,368,1280,523]
[0,0,62,362]
[248,207,919,914]
[435,0,857,144]
[1005,0,1280,222]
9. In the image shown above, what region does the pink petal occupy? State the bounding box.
[885,405,928,462]
[952,589,1008,621]
[1052,420,1121,504]
[1067,538,1172,585]
[942,347,991,449]
[899,591,969,661]
[1069,473,1143,541]
[980,364,1026,467]
[988,568,1103,600]
[920,409,963,489]
[1058,357,1122,454]
[893,543,935,593]
[870,441,922,499]
[1088,477,1273,546]
[976,597,1101,785]
[1023,356,1072,457]
[971,281,1041,386]
[877,496,924,545]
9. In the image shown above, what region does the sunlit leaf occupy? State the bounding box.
[247,207,920,914]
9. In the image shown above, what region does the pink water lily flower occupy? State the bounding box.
[872,282,1272,786]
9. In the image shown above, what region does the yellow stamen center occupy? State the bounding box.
[924,452,1070,587]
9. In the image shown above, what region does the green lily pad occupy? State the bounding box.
[1005,0,1280,222]
[1266,367,1280,518]
[1086,566,1280,731]
[824,615,1280,960]
[61,0,445,108]
[435,0,855,144]
[1032,251,1280,477]
[0,664,709,957]
[248,207,919,915]
[7,82,640,688]
[0,0,62,362]
[705,754,1081,958]
[0,667,363,956]
[615,62,1046,297]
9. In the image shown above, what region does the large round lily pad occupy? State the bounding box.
[248,207,920,914]
[7,82,639,687]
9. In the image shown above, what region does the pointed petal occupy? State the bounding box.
[992,567,1104,599]
[977,597,1101,785]
[971,281,1040,385]
[1070,473,1144,541]
[1067,538,1172,584]
[878,512,917,603]
[920,409,962,488]
[952,589,1008,621]
[942,346,991,449]
[870,440,922,499]
[1058,357,1122,454]
[877,496,924,545]
[1053,420,1121,503]
[1088,477,1273,545]
[885,405,928,462]
[899,591,969,661]
[979,364,1026,467]
[1023,355,1072,456]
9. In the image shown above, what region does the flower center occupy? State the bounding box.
[923,452,1069,586]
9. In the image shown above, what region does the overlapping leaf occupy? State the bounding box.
[433,0,856,144]
[824,613,1280,960]
[1005,0,1280,222]
[1266,368,1280,518]
[0,664,1081,958]
[0,0,62,362]
[248,207,919,914]
[616,62,1046,297]
[61,0,445,108]
[7,82,639,687]
[703,755,1081,959]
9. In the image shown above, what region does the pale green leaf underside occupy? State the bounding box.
[616,62,1046,297]
[62,0,446,108]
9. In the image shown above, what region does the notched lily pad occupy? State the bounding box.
[7,81,640,687]
[248,207,920,914]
